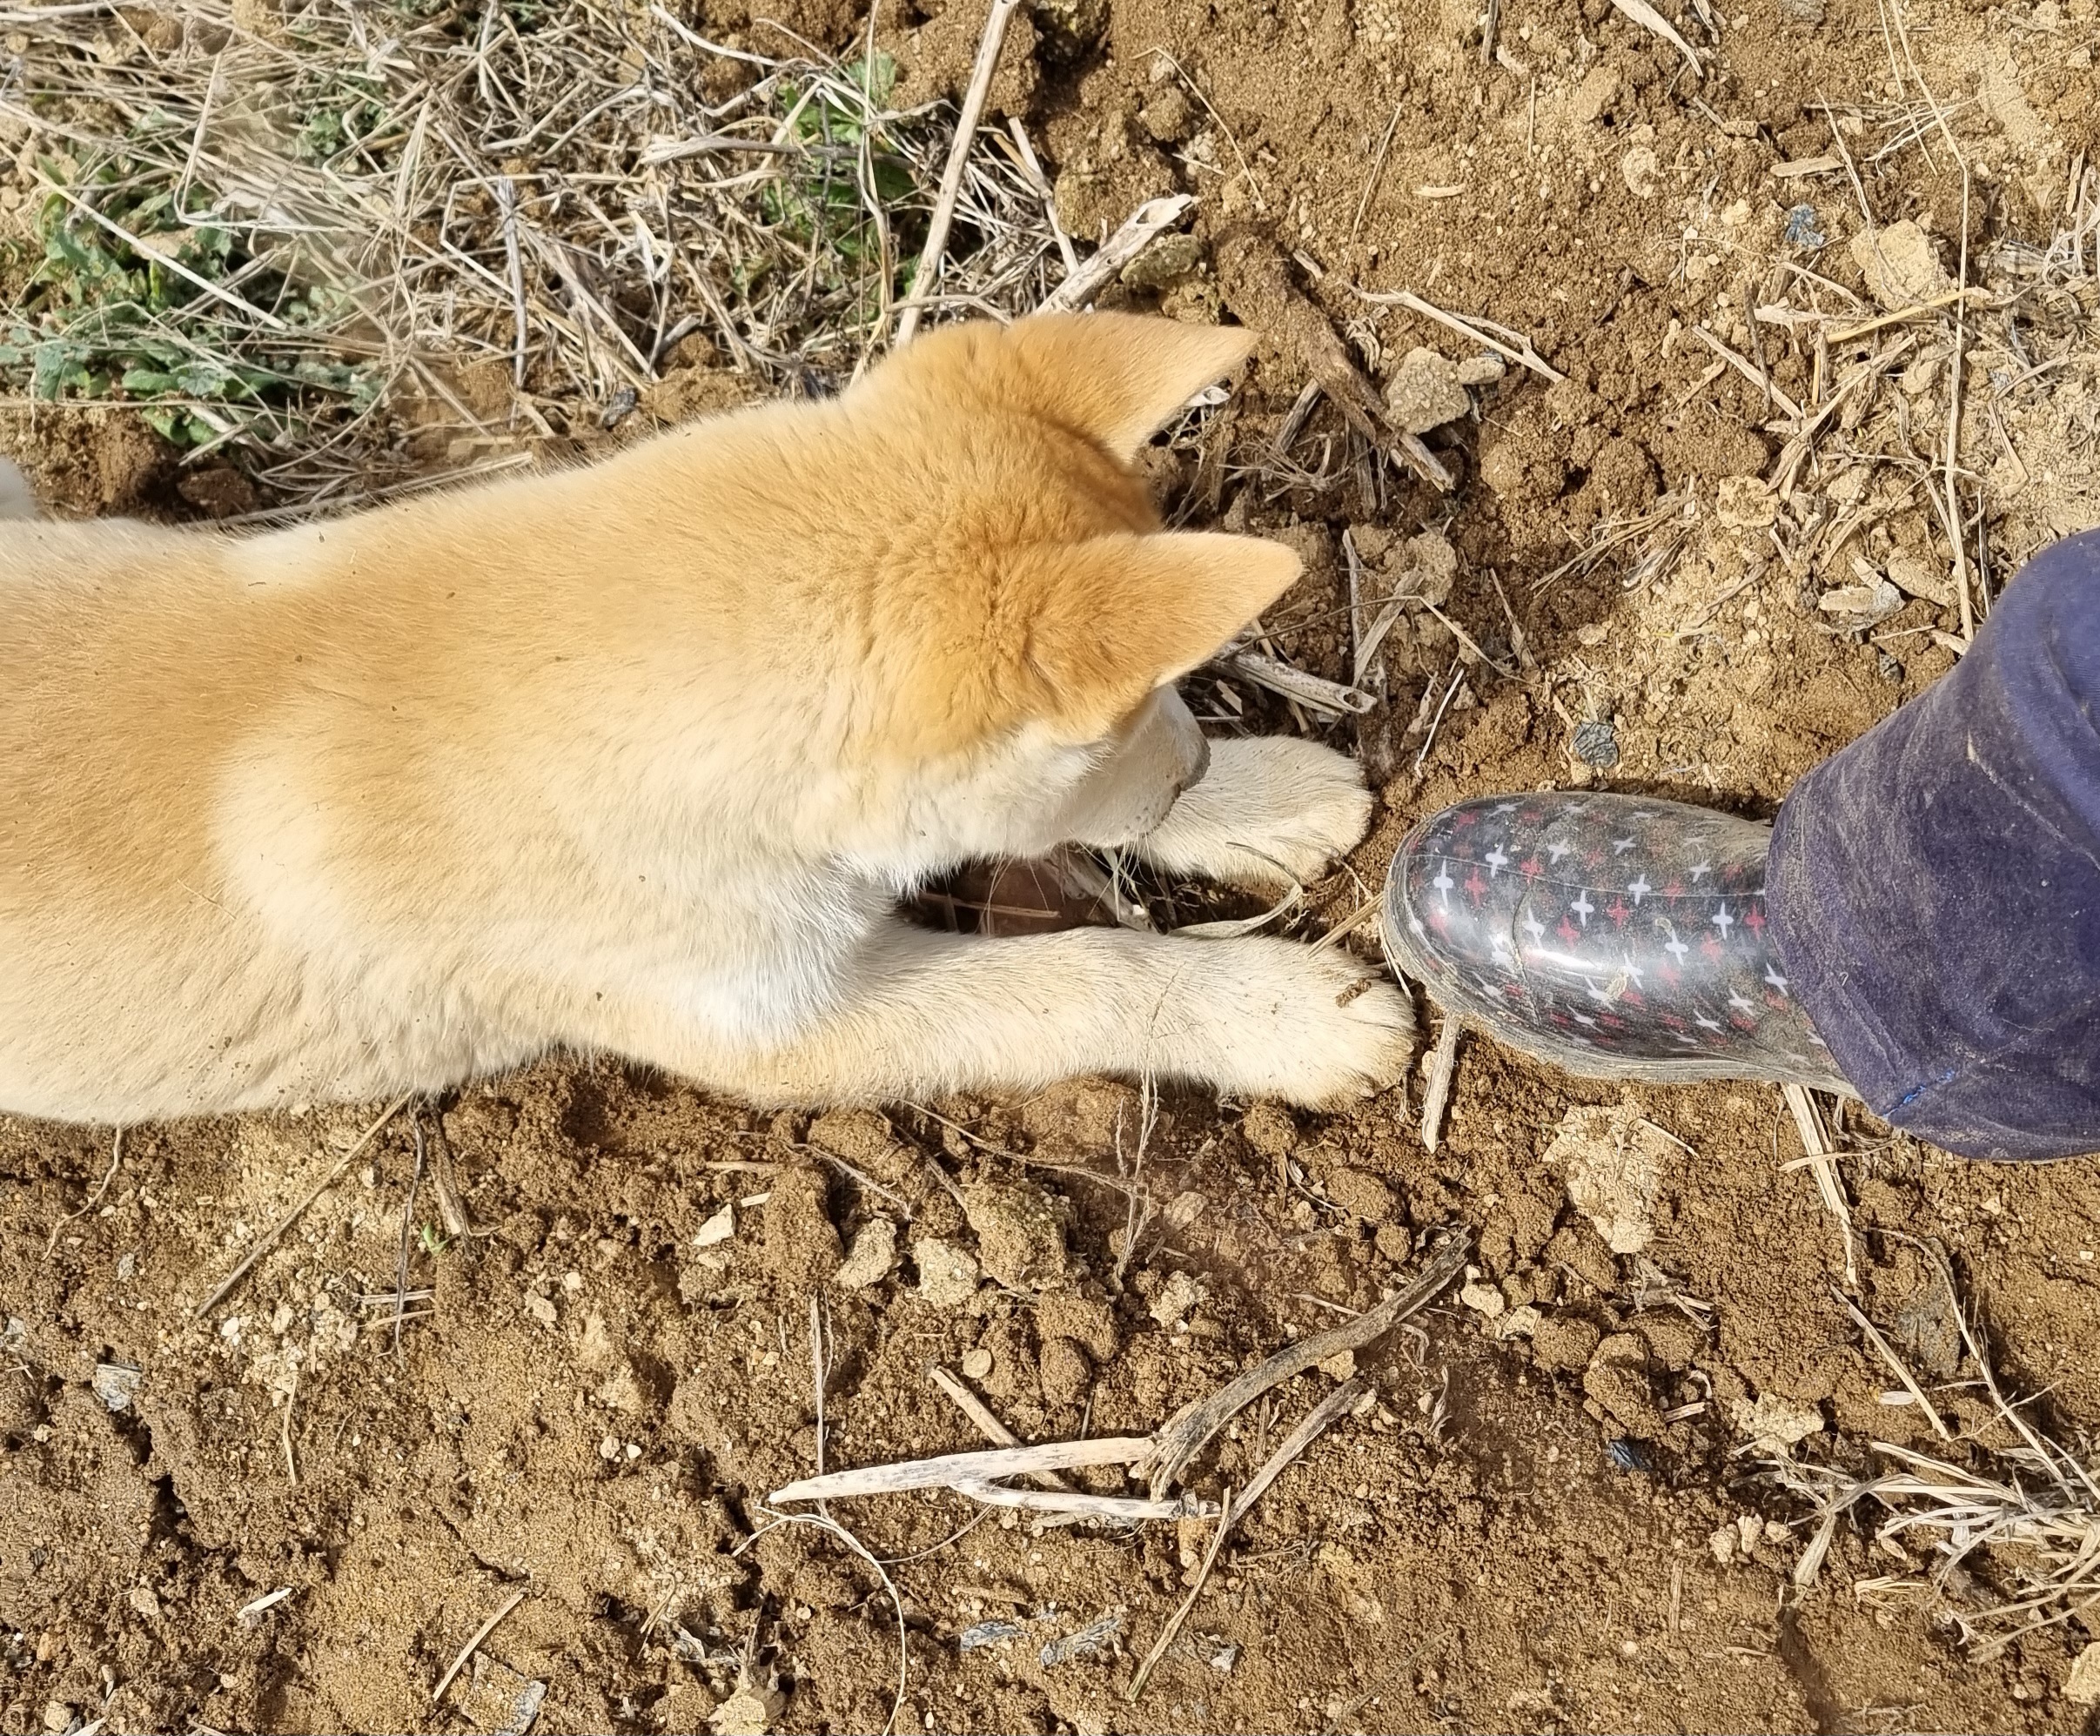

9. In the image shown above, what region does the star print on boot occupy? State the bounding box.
[1381,792,1853,1092]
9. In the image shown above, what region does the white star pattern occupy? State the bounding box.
[1405,796,1821,1080]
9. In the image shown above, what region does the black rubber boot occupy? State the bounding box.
[1382,792,1852,1092]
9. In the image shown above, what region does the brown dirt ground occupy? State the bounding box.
[6,0,2100,1728]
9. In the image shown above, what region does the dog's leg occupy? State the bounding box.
[585,921,1412,1109]
[1127,735,1375,891]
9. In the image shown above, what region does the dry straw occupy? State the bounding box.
[3,0,1060,514]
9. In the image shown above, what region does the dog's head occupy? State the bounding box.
[832,313,1300,860]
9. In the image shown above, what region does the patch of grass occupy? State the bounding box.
[6,0,1059,513]
[758,53,924,292]
[2,157,379,453]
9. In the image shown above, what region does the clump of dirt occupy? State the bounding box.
[6,0,2100,1726]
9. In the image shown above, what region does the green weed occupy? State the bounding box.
[0,157,379,452]
[756,53,924,296]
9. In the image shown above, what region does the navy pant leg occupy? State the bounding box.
[1768,529,2100,1160]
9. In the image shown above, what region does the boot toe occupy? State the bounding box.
[1383,793,1850,1090]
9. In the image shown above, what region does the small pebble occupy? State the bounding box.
[1573,720,1620,769]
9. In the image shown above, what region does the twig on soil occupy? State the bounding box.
[929,1364,1074,1490]
[1005,117,1079,278]
[1831,1284,1951,1441]
[1607,0,1702,74]
[392,1110,431,1357]
[1311,890,1386,953]
[895,0,1023,345]
[44,1127,123,1257]
[1351,105,1403,245]
[1213,647,1376,716]
[952,1478,1205,1522]
[1352,285,1565,382]
[1141,1237,1467,1498]
[808,1147,916,1217]
[1148,50,1264,212]
[494,174,528,393]
[1419,1015,1462,1152]
[426,1116,486,1241]
[1235,244,1455,489]
[1773,1240,2100,1650]
[197,1095,412,1317]
[744,1508,954,1733]
[280,1360,299,1486]
[1227,1374,1368,1528]
[1109,1077,1160,1289]
[1489,569,1538,672]
[1126,1377,1379,1700]
[1902,1230,2098,1501]
[772,1437,1156,1504]
[1040,194,1195,312]
[1828,288,1996,342]
[1417,596,1515,678]
[1127,1483,1233,1701]
[1693,325,1804,419]
[1412,658,1466,776]
[1782,1084,1857,1290]
[810,1296,830,1482]
[432,1588,527,1707]
[238,1587,296,1623]
[1742,280,1774,417]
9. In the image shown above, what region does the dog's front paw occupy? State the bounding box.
[1137,736,1374,891]
[1182,938,1415,1108]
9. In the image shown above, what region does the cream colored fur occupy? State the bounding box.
[0,315,1412,1123]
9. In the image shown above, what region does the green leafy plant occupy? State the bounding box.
[757,53,923,286]
[0,157,379,452]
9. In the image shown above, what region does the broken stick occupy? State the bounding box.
[1141,1236,1467,1498]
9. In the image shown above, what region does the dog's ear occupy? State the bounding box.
[882,314,1256,460]
[1009,531,1300,736]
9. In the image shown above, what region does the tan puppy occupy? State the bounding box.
[0,315,1411,1123]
